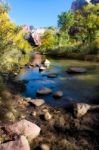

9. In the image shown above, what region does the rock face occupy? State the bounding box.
[37,88,52,95]
[0,136,30,150]
[5,120,41,141]
[74,103,91,118]
[53,91,63,99]
[67,67,87,74]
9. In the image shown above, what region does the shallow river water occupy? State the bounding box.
[19,59,99,107]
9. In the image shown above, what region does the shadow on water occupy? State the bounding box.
[19,59,99,107]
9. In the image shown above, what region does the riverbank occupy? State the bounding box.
[45,52,99,62]
[0,93,99,150]
[0,58,99,150]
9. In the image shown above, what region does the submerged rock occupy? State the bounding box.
[0,136,30,150]
[37,88,52,95]
[5,119,41,141]
[67,67,87,74]
[47,73,57,78]
[53,91,63,99]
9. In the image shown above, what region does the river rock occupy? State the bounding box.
[67,67,87,74]
[40,144,50,150]
[74,103,91,118]
[5,119,41,141]
[47,73,57,78]
[25,98,45,107]
[33,99,45,107]
[37,88,52,95]
[39,66,47,72]
[29,52,42,67]
[53,91,63,99]
[44,112,52,121]
[5,112,16,122]
[0,136,30,150]
[44,59,51,68]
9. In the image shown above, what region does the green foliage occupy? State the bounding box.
[58,11,74,32]
[40,29,57,52]
[74,3,99,43]
[0,4,32,70]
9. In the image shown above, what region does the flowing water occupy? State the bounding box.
[19,59,99,107]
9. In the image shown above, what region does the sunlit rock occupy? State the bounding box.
[44,59,51,68]
[44,112,52,121]
[74,103,91,118]
[40,144,50,150]
[5,119,41,141]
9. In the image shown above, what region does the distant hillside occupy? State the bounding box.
[71,0,99,11]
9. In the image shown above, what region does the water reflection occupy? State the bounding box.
[19,60,99,107]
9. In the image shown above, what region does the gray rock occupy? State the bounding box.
[74,103,91,118]
[27,99,45,107]
[67,67,87,74]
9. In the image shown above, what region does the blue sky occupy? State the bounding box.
[9,0,73,28]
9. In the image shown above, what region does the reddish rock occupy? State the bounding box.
[37,88,52,95]
[53,91,63,99]
[5,120,41,141]
[0,136,30,150]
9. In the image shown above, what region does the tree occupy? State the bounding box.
[41,29,56,51]
[0,4,32,70]
[74,3,99,43]
[58,11,74,32]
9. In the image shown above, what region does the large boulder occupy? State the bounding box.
[74,103,91,118]
[0,136,30,150]
[5,119,41,141]
[67,67,87,74]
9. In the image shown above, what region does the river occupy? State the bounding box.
[19,59,99,107]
